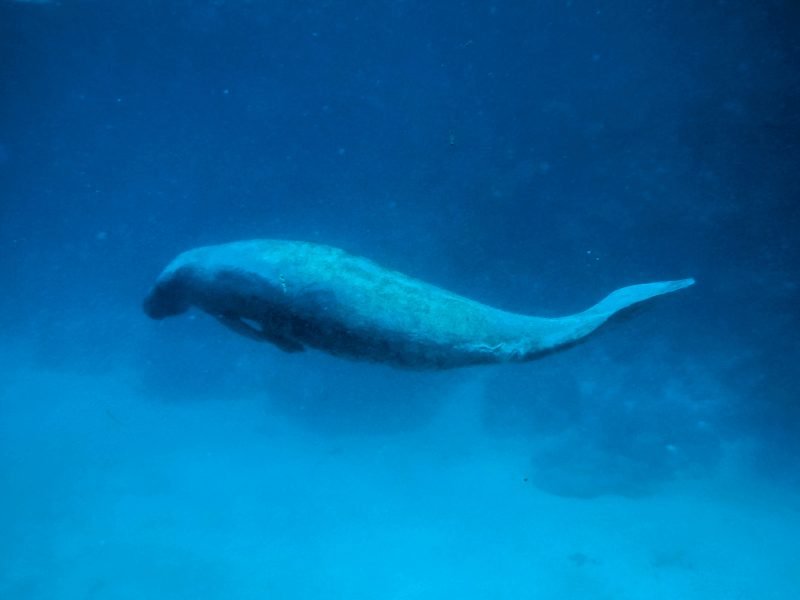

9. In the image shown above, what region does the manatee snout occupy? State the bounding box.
[143,274,190,319]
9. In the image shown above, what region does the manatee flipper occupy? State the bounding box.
[542,278,695,349]
[261,331,305,353]
[215,313,305,353]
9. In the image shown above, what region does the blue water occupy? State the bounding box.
[1,1,799,598]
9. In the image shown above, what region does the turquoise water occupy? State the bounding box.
[1,1,799,597]
[3,349,799,599]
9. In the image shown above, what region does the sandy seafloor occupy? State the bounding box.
[1,343,798,600]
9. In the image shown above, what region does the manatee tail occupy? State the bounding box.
[539,278,695,351]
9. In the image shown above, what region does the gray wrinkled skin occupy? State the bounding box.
[143,239,694,370]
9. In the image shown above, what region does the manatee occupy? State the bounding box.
[143,239,694,370]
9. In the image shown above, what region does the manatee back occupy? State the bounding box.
[195,240,528,367]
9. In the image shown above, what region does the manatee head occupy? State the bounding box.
[143,267,191,319]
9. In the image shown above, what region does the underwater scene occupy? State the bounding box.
[1,1,798,598]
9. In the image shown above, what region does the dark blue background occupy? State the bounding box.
[1,0,798,493]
